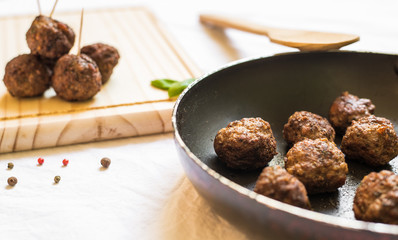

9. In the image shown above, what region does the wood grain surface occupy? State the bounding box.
[0,7,201,153]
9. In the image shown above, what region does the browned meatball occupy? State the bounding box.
[353,170,398,224]
[26,15,75,59]
[38,56,57,74]
[52,54,101,101]
[329,91,375,134]
[285,138,348,194]
[214,117,277,170]
[254,165,311,209]
[341,115,398,166]
[283,111,335,146]
[81,43,120,84]
[3,54,51,97]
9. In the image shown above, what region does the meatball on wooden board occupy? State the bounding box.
[174,51,398,239]
[0,8,200,153]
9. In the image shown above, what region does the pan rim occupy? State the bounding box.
[172,50,398,235]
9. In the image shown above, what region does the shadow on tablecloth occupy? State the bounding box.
[156,175,280,240]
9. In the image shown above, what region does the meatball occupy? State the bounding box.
[341,115,398,166]
[284,138,348,194]
[26,15,75,59]
[329,91,375,134]
[81,43,120,84]
[353,170,398,224]
[214,117,277,170]
[3,54,51,97]
[254,165,311,209]
[52,54,102,101]
[38,56,57,74]
[283,111,335,146]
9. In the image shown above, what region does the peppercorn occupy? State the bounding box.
[7,162,14,170]
[62,159,69,166]
[7,176,17,186]
[54,176,61,183]
[100,157,111,168]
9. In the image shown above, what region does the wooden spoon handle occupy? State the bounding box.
[199,14,275,37]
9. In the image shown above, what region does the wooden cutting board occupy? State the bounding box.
[0,7,201,153]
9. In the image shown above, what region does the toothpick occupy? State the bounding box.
[36,0,42,15]
[49,0,58,18]
[77,8,84,56]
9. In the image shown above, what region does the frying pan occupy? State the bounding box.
[172,51,398,239]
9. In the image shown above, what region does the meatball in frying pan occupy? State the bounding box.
[283,111,335,146]
[254,165,311,209]
[3,54,51,97]
[353,170,398,225]
[214,117,277,170]
[341,115,398,166]
[285,138,348,194]
[329,91,375,134]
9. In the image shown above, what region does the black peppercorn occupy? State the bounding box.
[7,162,14,170]
[54,176,61,183]
[7,176,17,186]
[101,157,111,168]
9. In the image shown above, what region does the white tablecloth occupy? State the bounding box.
[0,0,397,239]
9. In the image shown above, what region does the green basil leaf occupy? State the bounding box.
[151,79,179,90]
[168,78,195,97]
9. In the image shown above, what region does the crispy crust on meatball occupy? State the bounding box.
[3,54,51,97]
[329,92,375,134]
[26,15,75,59]
[285,138,348,194]
[81,43,120,84]
[283,111,335,146]
[214,117,277,170]
[254,165,311,209]
[341,115,398,166]
[353,170,398,224]
[52,54,101,101]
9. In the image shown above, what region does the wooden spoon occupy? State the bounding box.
[200,14,360,51]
